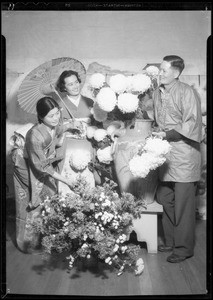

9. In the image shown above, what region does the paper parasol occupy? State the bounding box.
[17,57,86,115]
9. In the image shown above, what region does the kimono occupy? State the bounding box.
[11,122,66,253]
[153,79,202,182]
[152,79,203,257]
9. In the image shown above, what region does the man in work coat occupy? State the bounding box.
[152,55,202,263]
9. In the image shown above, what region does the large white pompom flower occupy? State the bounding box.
[143,137,172,156]
[109,74,128,94]
[86,126,98,139]
[93,128,108,142]
[129,155,151,178]
[91,102,108,122]
[117,93,139,113]
[145,66,159,77]
[96,87,117,112]
[69,150,91,171]
[129,152,166,178]
[97,146,113,164]
[135,258,145,275]
[89,73,106,89]
[106,124,119,136]
[131,74,152,94]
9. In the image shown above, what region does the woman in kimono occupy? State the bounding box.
[55,70,97,192]
[11,96,80,253]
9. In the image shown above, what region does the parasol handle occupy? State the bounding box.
[50,84,75,120]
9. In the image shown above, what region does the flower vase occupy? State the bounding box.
[113,119,158,204]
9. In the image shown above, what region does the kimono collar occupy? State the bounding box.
[67,94,81,107]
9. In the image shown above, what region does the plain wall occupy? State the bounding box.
[2,10,211,75]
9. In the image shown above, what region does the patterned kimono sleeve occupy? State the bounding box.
[25,131,55,176]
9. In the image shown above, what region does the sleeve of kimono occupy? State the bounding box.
[173,85,202,142]
[25,131,55,176]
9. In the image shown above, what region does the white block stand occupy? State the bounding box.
[130,201,163,253]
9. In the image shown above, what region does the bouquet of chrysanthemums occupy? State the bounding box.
[32,177,146,276]
[129,135,172,178]
[86,121,124,182]
[88,66,159,123]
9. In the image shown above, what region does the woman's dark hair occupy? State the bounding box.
[36,97,60,123]
[163,55,185,75]
[56,70,81,92]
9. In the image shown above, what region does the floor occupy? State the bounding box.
[3,204,208,297]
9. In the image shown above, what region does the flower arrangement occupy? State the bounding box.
[129,135,172,178]
[86,124,117,182]
[89,66,159,123]
[33,176,146,276]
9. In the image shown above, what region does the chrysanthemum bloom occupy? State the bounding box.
[96,87,117,112]
[145,66,159,77]
[89,73,106,89]
[131,74,152,94]
[135,258,145,275]
[117,93,139,113]
[106,124,119,136]
[143,137,172,156]
[91,102,108,122]
[109,74,128,94]
[129,155,151,178]
[93,128,108,142]
[86,126,98,139]
[97,146,113,164]
[69,150,91,171]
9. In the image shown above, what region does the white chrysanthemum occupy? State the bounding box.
[89,73,106,89]
[117,93,139,113]
[129,148,169,178]
[135,258,145,275]
[106,124,119,136]
[131,74,152,94]
[86,126,98,139]
[129,155,151,178]
[109,74,128,94]
[97,146,113,164]
[93,128,108,142]
[69,150,91,171]
[143,137,172,156]
[129,152,162,177]
[96,87,117,112]
[145,66,159,77]
[144,153,166,170]
[91,102,108,122]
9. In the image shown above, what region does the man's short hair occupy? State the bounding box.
[163,55,185,75]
